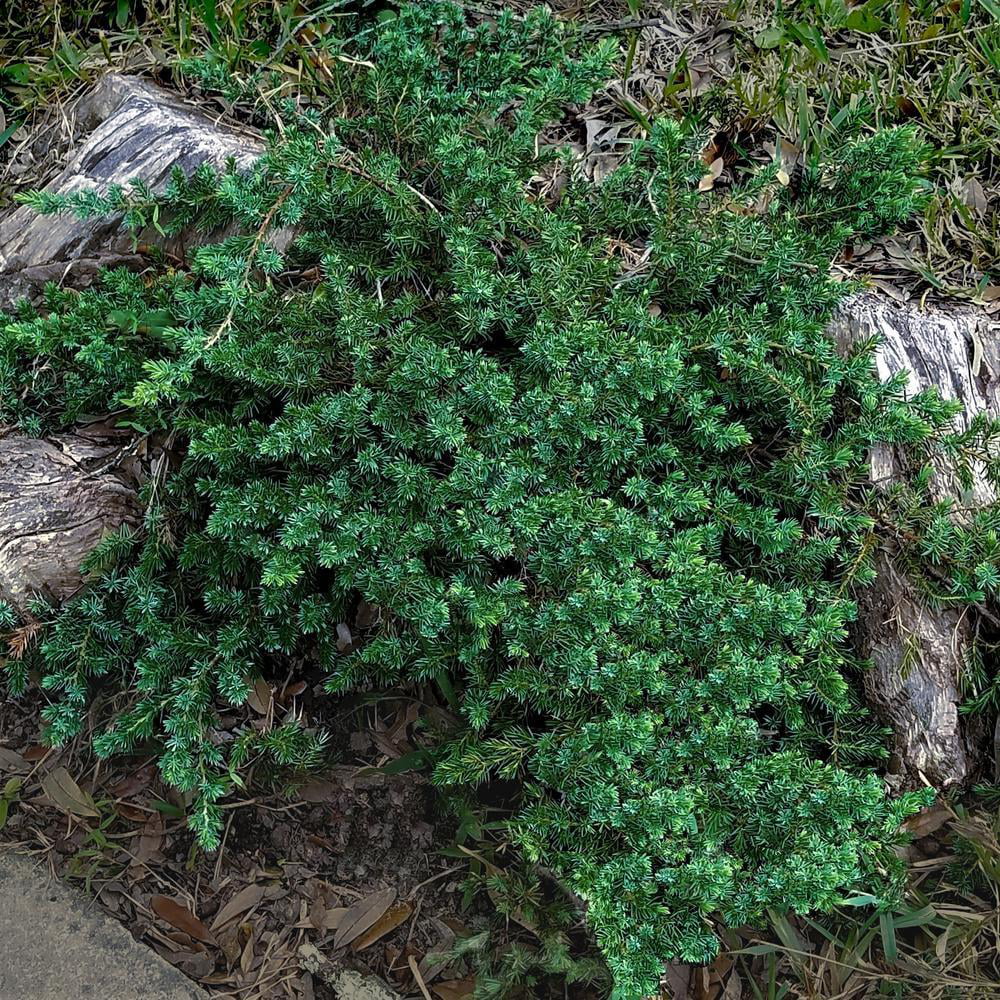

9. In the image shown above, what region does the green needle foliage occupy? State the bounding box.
[3,4,1000,997]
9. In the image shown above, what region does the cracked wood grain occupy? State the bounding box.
[0,74,263,607]
[0,73,264,310]
[0,432,137,609]
[831,293,1000,787]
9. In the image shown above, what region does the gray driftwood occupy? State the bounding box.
[830,293,1000,787]
[0,73,263,311]
[0,429,137,609]
[0,74,265,610]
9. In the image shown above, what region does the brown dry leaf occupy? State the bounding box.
[721,973,743,1000]
[110,766,155,798]
[693,966,714,1000]
[150,895,217,945]
[246,677,273,715]
[296,905,347,931]
[351,901,413,952]
[278,680,307,703]
[701,137,721,166]
[904,803,952,838]
[706,953,733,987]
[433,979,476,1000]
[116,803,150,822]
[371,730,405,760]
[662,963,691,1000]
[161,948,215,979]
[698,156,724,192]
[240,925,257,976]
[778,138,801,171]
[869,278,908,304]
[41,767,99,818]
[211,883,265,931]
[335,622,353,652]
[963,177,988,215]
[0,747,28,774]
[935,922,952,964]
[333,887,396,950]
[440,917,471,937]
[298,779,337,803]
[133,813,165,865]
[773,138,801,188]
[217,926,243,966]
[416,917,456,983]
[308,895,328,931]
[980,285,1000,306]
[155,946,215,979]
[22,745,50,762]
[322,907,347,931]
[354,601,377,629]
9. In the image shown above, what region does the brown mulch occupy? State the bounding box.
[0,684,485,1000]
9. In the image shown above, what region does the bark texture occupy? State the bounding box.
[1,73,262,608]
[0,429,137,610]
[830,293,1000,787]
[0,73,263,311]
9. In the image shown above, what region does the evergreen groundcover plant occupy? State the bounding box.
[4,5,1000,997]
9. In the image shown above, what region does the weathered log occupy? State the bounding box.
[0,429,138,610]
[0,73,264,311]
[831,292,1000,505]
[0,74,265,608]
[830,293,1000,787]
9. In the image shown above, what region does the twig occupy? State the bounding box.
[730,251,820,273]
[408,955,434,1000]
[406,864,463,900]
[581,16,683,34]
[335,156,442,214]
[205,185,293,349]
[213,810,236,882]
[82,434,149,480]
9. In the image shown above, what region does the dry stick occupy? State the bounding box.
[403,894,422,955]
[205,185,294,350]
[334,155,442,214]
[406,863,464,900]
[408,954,434,1000]
[580,15,693,33]
[213,809,237,882]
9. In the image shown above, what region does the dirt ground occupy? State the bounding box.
[0,682,492,1000]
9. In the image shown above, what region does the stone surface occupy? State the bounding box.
[0,850,207,999]
[298,944,401,999]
